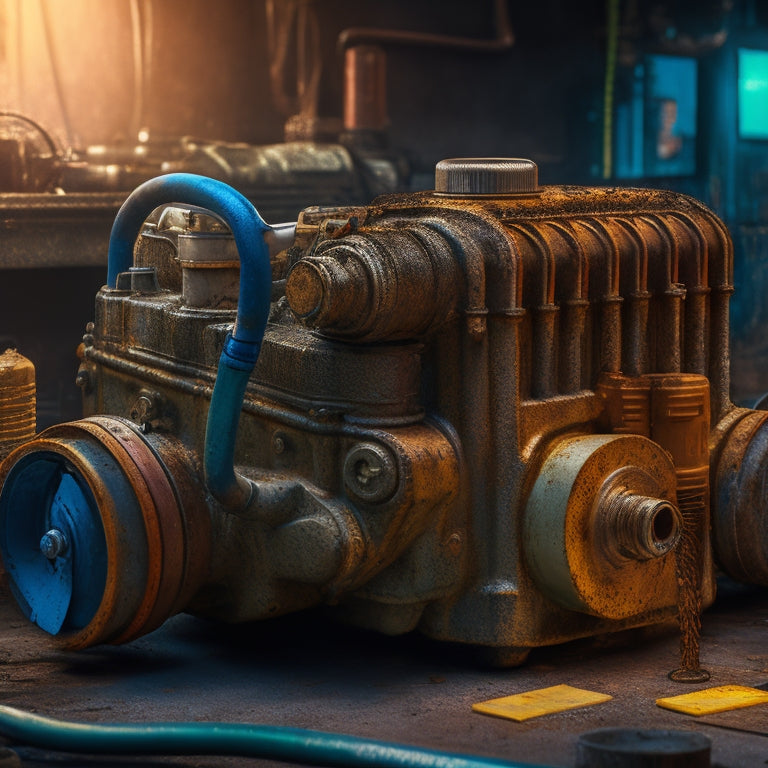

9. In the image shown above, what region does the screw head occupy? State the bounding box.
[129,391,161,431]
[343,442,398,503]
[40,529,68,560]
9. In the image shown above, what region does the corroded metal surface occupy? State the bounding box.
[523,434,680,619]
[280,179,734,660]
[0,193,123,269]
[712,408,768,586]
[4,162,768,672]
[0,350,35,462]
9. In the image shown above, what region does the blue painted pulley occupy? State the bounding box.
[0,452,108,636]
[0,417,208,648]
[0,419,166,647]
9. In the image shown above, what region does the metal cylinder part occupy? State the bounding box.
[597,372,651,436]
[0,350,36,461]
[0,416,209,648]
[523,433,680,619]
[434,157,538,196]
[286,226,461,341]
[712,409,768,585]
[647,374,710,481]
[600,487,681,562]
[178,231,241,309]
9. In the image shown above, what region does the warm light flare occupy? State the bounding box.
[0,0,148,150]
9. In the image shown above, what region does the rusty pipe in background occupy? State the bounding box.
[339,0,512,138]
[343,46,388,134]
[337,0,514,53]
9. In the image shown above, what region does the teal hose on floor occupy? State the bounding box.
[0,706,555,768]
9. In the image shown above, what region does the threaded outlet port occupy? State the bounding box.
[603,491,682,562]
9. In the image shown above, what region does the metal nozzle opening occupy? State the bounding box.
[603,491,682,563]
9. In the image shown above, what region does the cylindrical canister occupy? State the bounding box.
[0,349,36,462]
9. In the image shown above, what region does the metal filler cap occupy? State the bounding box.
[435,157,538,196]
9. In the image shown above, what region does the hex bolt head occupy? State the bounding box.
[343,442,398,503]
[39,529,68,560]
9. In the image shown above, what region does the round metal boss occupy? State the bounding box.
[435,157,538,195]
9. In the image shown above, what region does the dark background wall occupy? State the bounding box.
[6,0,768,418]
[0,1,743,189]
[1,0,612,182]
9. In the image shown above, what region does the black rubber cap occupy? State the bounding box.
[576,728,711,767]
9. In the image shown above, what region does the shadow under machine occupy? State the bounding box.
[0,156,766,667]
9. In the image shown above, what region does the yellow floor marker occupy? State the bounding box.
[656,685,768,716]
[472,684,612,722]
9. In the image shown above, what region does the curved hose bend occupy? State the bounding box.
[0,706,554,768]
[107,173,273,508]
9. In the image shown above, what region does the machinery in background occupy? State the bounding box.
[0,107,408,430]
[0,111,407,220]
[0,160,766,666]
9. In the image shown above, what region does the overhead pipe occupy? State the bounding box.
[338,0,513,141]
[337,0,513,53]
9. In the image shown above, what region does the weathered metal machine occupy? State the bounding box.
[0,159,766,665]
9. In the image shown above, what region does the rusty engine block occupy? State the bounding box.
[0,158,766,665]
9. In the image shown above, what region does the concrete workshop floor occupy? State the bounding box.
[0,577,766,768]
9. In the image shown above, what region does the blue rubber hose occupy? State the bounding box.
[0,706,555,768]
[106,173,273,507]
